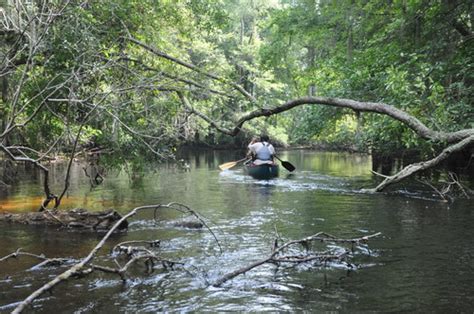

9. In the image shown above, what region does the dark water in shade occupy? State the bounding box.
[0,150,473,312]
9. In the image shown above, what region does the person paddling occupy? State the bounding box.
[247,134,276,165]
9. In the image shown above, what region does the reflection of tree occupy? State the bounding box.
[248,183,275,203]
[303,152,372,177]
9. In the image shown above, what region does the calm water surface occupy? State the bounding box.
[0,150,473,312]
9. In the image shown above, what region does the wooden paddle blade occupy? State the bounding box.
[281,160,296,172]
[219,157,249,170]
[219,161,238,170]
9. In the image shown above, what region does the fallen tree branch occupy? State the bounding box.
[183,95,473,142]
[11,203,214,313]
[0,248,47,263]
[213,231,381,287]
[369,135,474,192]
[5,207,381,312]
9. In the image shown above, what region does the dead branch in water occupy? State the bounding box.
[368,135,474,192]
[9,203,217,314]
[3,203,381,313]
[213,231,382,287]
[415,171,472,202]
[0,248,72,269]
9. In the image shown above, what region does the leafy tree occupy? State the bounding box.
[0,0,472,205]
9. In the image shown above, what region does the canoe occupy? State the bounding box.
[244,163,279,179]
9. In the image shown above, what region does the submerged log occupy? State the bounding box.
[169,217,204,229]
[0,208,129,231]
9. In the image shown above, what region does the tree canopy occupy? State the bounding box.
[1,0,473,199]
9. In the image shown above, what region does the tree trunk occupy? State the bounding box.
[347,0,354,63]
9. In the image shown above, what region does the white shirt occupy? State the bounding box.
[248,141,275,164]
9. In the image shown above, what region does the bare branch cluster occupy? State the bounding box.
[3,202,215,313]
[0,203,381,313]
[416,171,473,202]
[0,3,186,209]
[213,231,381,287]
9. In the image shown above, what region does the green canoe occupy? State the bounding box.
[244,163,279,179]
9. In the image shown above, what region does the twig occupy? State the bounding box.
[415,178,450,202]
[43,209,66,226]
[0,248,38,262]
[55,99,101,208]
[0,248,71,269]
[370,169,390,178]
[448,172,470,198]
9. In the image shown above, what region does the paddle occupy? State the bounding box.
[274,155,296,172]
[218,157,249,170]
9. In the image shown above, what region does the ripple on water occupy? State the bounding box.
[218,169,358,193]
[89,278,122,290]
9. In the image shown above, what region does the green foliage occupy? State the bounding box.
[260,0,473,153]
[1,0,472,165]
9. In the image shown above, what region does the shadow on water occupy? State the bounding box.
[1,150,474,312]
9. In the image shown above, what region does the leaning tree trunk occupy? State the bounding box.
[177,93,474,192]
[369,135,474,192]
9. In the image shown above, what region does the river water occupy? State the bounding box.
[0,150,473,312]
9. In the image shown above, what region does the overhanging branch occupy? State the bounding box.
[181,95,474,143]
[126,37,256,102]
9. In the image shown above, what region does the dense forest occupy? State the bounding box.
[1,0,473,194]
[1,1,474,312]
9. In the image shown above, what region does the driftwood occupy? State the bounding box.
[0,208,128,231]
[213,231,382,287]
[0,207,205,231]
[8,203,214,313]
[1,202,381,313]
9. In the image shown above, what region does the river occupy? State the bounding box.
[1,150,473,312]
